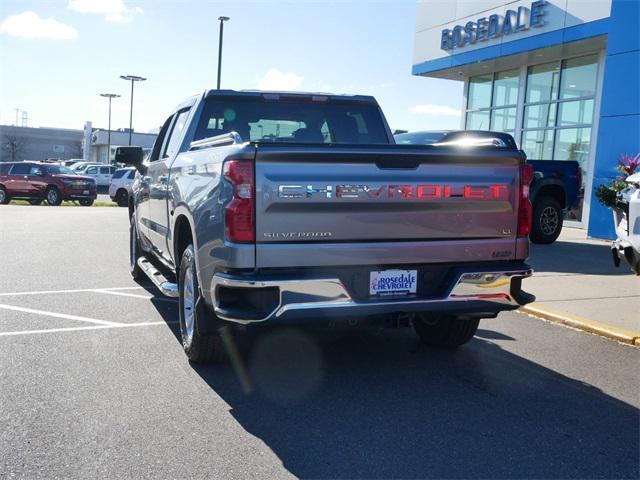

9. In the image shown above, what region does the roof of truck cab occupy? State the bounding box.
[203,89,378,103]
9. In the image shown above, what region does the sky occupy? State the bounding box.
[0,0,463,134]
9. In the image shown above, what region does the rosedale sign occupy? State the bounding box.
[441,0,547,51]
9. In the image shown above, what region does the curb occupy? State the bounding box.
[519,303,640,346]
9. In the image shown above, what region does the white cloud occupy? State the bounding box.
[255,68,303,91]
[0,11,78,40]
[67,0,141,23]
[409,104,460,116]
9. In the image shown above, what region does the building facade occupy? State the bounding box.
[0,124,157,165]
[413,0,639,239]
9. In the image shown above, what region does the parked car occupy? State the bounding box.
[612,171,640,275]
[109,167,136,207]
[83,164,117,189]
[119,89,534,363]
[70,162,102,173]
[394,130,582,244]
[0,161,97,206]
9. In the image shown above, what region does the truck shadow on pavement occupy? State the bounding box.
[529,240,630,276]
[181,324,639,479]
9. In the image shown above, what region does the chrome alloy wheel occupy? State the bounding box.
[47,188,59,205]
[181,265,196,347]
[540,205,559,235]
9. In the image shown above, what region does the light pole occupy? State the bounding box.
[119,74,147,145]
[100,93,120,164]
[217,16,230,89]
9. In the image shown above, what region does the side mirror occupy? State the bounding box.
[115,146,146,174]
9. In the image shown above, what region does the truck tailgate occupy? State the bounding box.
[254,145,523,267]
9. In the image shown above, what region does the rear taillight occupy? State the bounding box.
[223,159,255,243]
[517,164,534,237]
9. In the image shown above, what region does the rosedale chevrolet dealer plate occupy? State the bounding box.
[369,269,417,296]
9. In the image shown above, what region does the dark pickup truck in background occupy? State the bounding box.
[395,131,582,244]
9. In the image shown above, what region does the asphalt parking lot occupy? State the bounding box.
[0,205,638,479]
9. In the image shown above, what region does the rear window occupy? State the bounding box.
[0,163,13,174]
[194,96,389,145]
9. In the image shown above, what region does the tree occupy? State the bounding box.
[1,135,26,162]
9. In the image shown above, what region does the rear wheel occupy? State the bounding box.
[129,214,143,280]
[0,186,10,204]
[45,187,62,206]
[530,196,563,244]
[79,199,94,206]
[412,313,480,347]
[116,189,128,207]
[179,244,226,363]
[28,199,43,205]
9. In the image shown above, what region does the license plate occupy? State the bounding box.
[369,269,417,296]
[83,190,90,195]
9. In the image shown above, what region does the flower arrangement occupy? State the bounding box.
[595,153,640,208]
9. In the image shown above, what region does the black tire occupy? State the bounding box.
[412,313,480,347]
[79,199,94,206]
[116,189,128,207]
[0,186,11,204]
[530,196,563,244]
[129,214,143,280]
[45,187,62,206]
[178,245,226,363]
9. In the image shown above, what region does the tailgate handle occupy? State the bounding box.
[374,157,421,169]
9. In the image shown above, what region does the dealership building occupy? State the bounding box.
[413,0,639,239]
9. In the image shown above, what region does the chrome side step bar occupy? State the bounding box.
[137,257,179,298]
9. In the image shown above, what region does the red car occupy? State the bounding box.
[0,161,97,206]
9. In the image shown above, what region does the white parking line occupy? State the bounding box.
[0,286,144,297]
[0,303,122,326]
[92,289,177,302]
[0,321,179,338]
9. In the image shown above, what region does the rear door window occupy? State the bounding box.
[100,167,111,174]
[0,163,13,174]
[86,166,98,174]
[111,169,127,179]
[10,163,30,175]
[163,109,191,158]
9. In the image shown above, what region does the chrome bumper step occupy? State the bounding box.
[137,257,179,298]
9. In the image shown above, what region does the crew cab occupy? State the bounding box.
[395,130,582,243]
[0,161,97,206]
[119,90,535,363]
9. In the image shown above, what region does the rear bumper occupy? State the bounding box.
[208,263,534,324]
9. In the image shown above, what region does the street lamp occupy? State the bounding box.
[217,16,230,89]
[100,93,120,164]
[119,74,147,145]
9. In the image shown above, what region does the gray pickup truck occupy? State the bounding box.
[117,90,534,363]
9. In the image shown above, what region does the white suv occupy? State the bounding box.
[108,168,136,207]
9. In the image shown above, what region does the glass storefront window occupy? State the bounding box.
[522,129,554,160]
[524,103,557,129]
[557,99,594,126]
[467,74,492,109]
[490,107,517,132]
[526,62,560,103]
[466,110,490,130]
[553,127,591,165]
[560,55,598,99]
[492,69,519,107]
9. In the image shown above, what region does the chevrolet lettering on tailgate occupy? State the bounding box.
[278,184,510,200]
